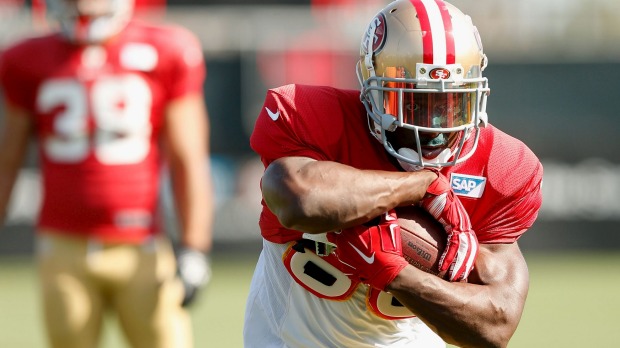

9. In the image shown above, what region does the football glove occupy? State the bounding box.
[176,247,212,307]
[328,210,409,291]
[420,170,478,281]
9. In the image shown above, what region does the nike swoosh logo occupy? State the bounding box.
[348,242,375,264]
[265,107,280,121]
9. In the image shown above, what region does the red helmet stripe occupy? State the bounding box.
[410,0,456,65]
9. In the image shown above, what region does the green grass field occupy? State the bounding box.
[1,251,619,347]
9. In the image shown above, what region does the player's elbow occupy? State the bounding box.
[450,327,512,348]
[488,295,524,347]
[444,302,519,348]
[490,311,521,348]
[468,308,519,348]
[472,327,513,348]
[261,161,319,231]
[275,206,309,231]
[263,186,332,234]
[261,184,302,228]
[264,192,322,233]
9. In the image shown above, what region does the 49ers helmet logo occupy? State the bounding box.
[362,13,387,55]
[429,68,451,79]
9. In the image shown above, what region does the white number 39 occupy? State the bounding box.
[37,75,152,165]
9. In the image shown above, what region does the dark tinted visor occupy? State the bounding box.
[382,77,476,129]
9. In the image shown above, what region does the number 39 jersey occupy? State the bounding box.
[0,20,205,242]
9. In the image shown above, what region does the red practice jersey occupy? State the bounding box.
[251,84,543,244]
[0,20,205,243]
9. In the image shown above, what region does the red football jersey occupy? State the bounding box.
[251,84,543,244]
[0,20,205,243]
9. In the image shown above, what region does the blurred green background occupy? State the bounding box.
[2,251,620,347]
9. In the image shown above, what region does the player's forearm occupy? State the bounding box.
[388,266,518,347]
[387,243,529,348]
[0,166,19,226]
[170,161,213,252]
[262,157,435,233]
[0,108,31,227]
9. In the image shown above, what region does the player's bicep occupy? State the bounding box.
[469,241,529,304]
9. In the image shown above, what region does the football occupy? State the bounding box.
[396,205,449,280]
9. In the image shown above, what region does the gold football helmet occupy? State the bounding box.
[357,0,490,168]
[46,0,134,44]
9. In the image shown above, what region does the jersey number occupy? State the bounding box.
[37,75,152,165]
[283,242,416,320]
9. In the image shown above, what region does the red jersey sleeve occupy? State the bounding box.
[0,40,39,110]
[158,26,205,100]
[250,84,370,243]
[478,165,543,243]
[250,84,351,164]
[469,127,544,243]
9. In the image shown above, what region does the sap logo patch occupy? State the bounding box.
[450,173,486,198]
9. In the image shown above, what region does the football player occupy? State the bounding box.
[244,0,543,347]
[0,0,214,347]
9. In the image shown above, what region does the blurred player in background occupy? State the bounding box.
[0,0,214,347]
[244,0,543,347]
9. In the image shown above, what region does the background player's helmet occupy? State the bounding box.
[46,0,134,44]
[357,0,490,168]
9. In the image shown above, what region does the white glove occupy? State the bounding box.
[398,147,478,281]
[177,247,212,307]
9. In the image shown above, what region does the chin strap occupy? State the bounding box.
[396,147,453,171]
